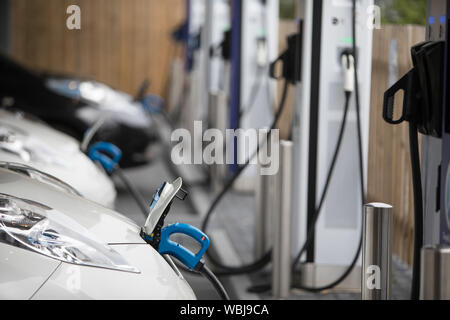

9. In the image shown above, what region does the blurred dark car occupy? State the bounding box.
[0,54,158,168]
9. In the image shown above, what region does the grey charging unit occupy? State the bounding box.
[229,0,279,191]
[202,0,231,190]
[180,0,206,138]
[202,0,230,99]
[421,0,448,247]
[292,0,373,289]
[419,2,450,297]
[436,1,450,247]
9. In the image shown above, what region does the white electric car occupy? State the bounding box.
[0,167,196,300]
[0,109,116,208]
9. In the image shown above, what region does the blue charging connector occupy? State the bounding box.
[88,142,123,174]
[158,223,210,271]
[141,94,165,114]
[156,223,229,300]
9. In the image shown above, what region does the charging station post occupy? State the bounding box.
[254,139,275,260]
[362,203,393,300]
[292,0,373,290]
[272,141,293,299]
[420,246,450,299]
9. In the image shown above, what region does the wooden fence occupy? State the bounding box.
[10,0,185,97]
[367,24,425,265]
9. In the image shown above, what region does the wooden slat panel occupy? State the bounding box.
[367,24,425,265]
[10,0,185,97]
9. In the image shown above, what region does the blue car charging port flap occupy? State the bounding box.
[158,223,210,271]
[88,142,123,174]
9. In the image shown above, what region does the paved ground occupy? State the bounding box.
[114,149,412,300]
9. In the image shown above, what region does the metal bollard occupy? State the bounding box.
[254,139,275,259]
[272,141,293,299]
[362,203,393,300]
[254,172,273,259]
[208,92,228,192]
[421,246,450,300]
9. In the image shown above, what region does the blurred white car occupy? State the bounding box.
[0,167,196,300]
[0,109,116,208]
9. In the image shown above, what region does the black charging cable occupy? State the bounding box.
[116,166,230,300]
[382,77,424,301]
[291,91,355,267]
[172,257,231,300]
[409,121,423,300]
[380,38,443,304]
[89,146,229,300]
[250,0,365,294]
[201,19,302,277]
[239,65,267,118]
[291,0,365,293]
[199,264,231,300]
[201,79,290,276]
[250,87,361,294]
[113,167,149,218]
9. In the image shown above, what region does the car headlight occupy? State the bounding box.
[0,193,139,273]
[0,162,81,197]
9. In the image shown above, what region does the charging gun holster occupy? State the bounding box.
[383,41,445,138]
[269,22,303,84]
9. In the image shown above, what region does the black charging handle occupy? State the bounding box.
[382,40,445,138]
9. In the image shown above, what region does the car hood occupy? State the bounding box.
[0,169,196,300]
[0,168,143,244]
[46,78,152,129]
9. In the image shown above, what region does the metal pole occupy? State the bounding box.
[254,139,274,259]
[421,246,450,300]
[272,141,293,299]
[362,203,393,300]
[208,91,228,192]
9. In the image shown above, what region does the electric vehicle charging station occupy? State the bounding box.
[419,0,447,248]
[380,0,450,300]
[180,0,206,136]
[438,1,450,246]
[229,0,279,191]
[201,0,231,115]
[201,0,279,191]
[419,0,450,299]
[201,0,231,191]
[421,0,450,248]
[291,0,373,288]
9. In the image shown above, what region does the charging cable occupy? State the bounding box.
[81,117,106,153]
[200,79,289,276]
[250,48,363,294]
[290,0,365,292]
[88,141,149,217]
[142,222,230,301]
[250,2,365,294]
[89,142,230,300]
[200,21,303,276]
